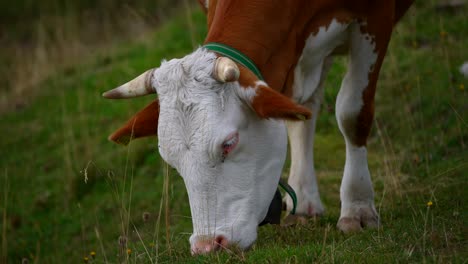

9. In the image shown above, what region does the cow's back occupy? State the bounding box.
[203,0,412,95]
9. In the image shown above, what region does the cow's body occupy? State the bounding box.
[104,0,413,255]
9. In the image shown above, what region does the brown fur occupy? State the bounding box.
[205,0,412,94]
[205,0,412,146]
[252,85,312,120]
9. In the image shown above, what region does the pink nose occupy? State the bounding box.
[191,235,229,255]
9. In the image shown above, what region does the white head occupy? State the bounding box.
[103,48,311,254]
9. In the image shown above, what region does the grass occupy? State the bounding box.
[0,1,466,263]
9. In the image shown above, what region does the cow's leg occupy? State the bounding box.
[335,20,392,232]
[284,57,333,217]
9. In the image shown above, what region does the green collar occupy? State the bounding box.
[279,178,297,215]
[204,42,264,80]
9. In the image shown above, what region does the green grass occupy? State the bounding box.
[1,1,467,263]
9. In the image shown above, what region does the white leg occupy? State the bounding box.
[335,23,381,232]
[337,143,379,231]
[285,115,324,216]
[284,58,334,216]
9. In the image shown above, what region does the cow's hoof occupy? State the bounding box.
[304,201,325,216]
[284,197,325,218]
[337,217,362,233]
[337,207,380,233]
[282,214,309,226]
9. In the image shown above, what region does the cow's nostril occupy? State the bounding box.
[215,235,229,249]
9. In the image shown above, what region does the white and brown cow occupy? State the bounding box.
[103,0,413,254]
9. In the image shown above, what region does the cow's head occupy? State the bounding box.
[103,48,311,254]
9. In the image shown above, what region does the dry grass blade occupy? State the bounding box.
[94,225,109,264]
[133,223,154,264]
[1,169,8,263]
[164,161,171,254]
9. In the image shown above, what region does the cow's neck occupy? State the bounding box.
[203,1,357,96]
[204,1,310,95]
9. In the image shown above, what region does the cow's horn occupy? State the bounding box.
[102,69,156,99]
[213,57,240,82]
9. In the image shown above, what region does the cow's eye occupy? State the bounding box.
[221,132,239,162]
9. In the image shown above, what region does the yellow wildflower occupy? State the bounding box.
[459,84,465,91]
[83,256,89,263]
[427,201,433,207]
[90,251,96,258]
[127,249,132,255]
[440,30,447,38]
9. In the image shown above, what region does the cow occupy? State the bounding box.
[102,0,413,255]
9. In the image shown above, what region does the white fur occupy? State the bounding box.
[287,20,379,225]
[155,48,287,250]
[460,61,468,78]
[292,19,348,104]
[285,20,347,216]
[284,58,333,216]
[234,81,262,103]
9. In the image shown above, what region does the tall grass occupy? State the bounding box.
[1,170,8,263]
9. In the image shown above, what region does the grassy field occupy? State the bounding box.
[1,1,467,263]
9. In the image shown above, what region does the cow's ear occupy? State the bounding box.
[237,67,312,121]
[109,100,159,145]
[251,85,312,120]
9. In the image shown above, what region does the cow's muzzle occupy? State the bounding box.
[191,235,229,255]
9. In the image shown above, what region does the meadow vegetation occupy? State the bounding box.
[0,1,466,263]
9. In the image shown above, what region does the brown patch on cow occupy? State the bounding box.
[109,100,159,145]
[352,1,403,146]
[237,65,258,89]
[252,85,312,120]
[207,0,218,29]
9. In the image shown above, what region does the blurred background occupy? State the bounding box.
[0,1,466,263]
[0,0,185,113]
